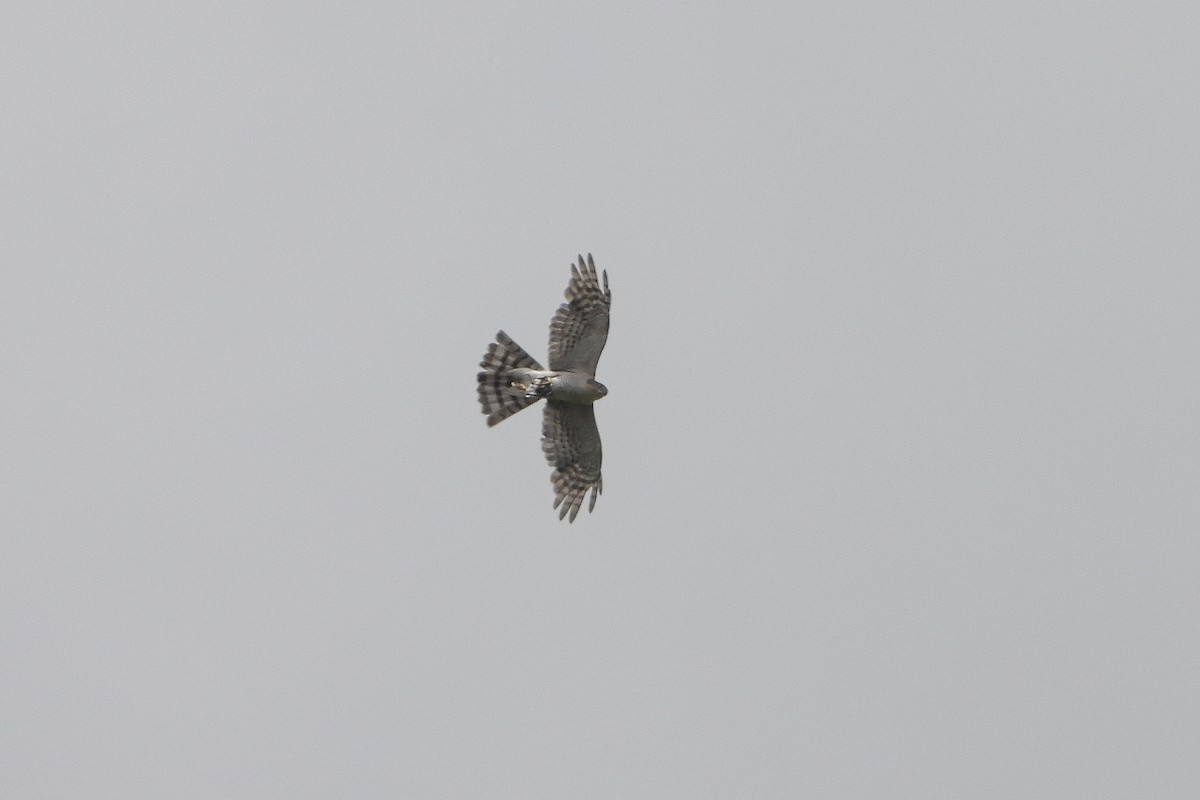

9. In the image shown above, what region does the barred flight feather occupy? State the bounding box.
[542,402,603,522]
[477,331,543,427]
[547,254,611,374]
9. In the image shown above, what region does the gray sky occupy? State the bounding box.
[3,2,1198,797]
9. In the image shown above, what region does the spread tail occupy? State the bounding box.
[477,331,545,426]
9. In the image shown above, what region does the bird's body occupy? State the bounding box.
[505,369,607,404]
[477,254,611,522]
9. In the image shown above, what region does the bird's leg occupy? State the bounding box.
[505,368,554,400]
[524,374,553,399]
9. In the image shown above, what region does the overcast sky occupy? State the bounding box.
[3,2,1198,797]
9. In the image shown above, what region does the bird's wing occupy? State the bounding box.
[547,254,611,374]
[541,401,603,522]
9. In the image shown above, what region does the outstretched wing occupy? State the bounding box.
[547,254,611,374]
[541,401,603,522]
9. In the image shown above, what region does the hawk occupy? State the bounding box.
[477,254,611,522]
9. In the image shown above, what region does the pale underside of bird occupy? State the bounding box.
[477,254,611,522]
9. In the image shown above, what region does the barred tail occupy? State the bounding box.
[477,331,544,426]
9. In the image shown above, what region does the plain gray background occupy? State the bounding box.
[3,2,1197,797]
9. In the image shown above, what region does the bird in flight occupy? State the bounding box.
[477,254,611,522]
